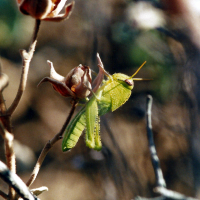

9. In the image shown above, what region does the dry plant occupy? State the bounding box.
[0,0,199,200]
[0,0,76,199]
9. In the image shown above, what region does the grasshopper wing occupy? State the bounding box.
[62,107,86,152]
[109,81,131,111]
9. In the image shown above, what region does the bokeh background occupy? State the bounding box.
[0,0,200,199]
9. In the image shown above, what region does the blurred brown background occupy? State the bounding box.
[0,0,200,199]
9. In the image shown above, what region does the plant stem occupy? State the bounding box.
[146,95,166,188]
[0,123,15,199]
[136,95,198,200]
[0,189,8,199]
[7,19,41,115]
[0,160,39,200]
[26,100,78,187]
[0,92,6,114]
[0,19,41,199]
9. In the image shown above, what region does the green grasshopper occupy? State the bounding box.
[62,54,146,151]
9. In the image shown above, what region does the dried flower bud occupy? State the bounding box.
[17,0,74,21]
[65,65,92,98]
[38,61,92,99]
[38,54,107,100]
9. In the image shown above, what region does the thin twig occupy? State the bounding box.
[0,62,9,130]
[135,196,165,200]
[0,124,15,173]
[7,19,41,115]
[0,73,9,93]
[0,189,8,199]
[0,91,9,133]
[26,100,78,187]
[154,187,198,200]
[0,19,40,199]
[0,122,16,199]
[30,186,48,196]
[0,60,8,115]
[146,95,166,188]
[0,160,39,200]
[0,92,7,114]
[136,95,198,200]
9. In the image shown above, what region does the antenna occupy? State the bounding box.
[131,61,146,78]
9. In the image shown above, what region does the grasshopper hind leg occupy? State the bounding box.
[94,116,102,151]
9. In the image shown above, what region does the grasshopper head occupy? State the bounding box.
[112,73,134,90]
[112,61,146,90]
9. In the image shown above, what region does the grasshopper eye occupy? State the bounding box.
[124,79,133,86]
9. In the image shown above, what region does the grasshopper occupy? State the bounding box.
[62,54,146,151]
